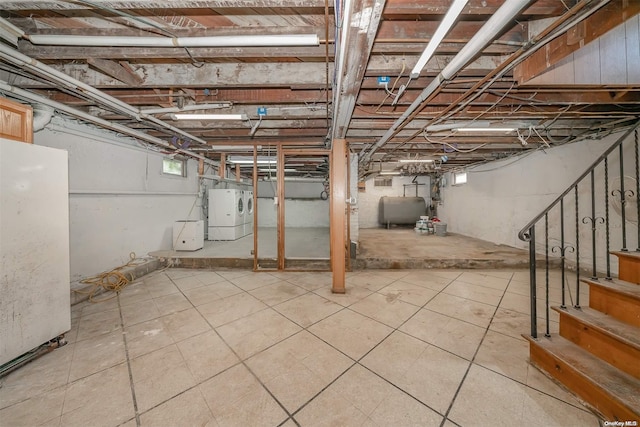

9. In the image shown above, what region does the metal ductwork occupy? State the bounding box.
[358,0,536,168]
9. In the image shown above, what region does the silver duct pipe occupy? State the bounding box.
[0,43,208,145]
[359,0,535,166]
[0,80,216,165]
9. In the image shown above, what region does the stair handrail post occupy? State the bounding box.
[528,225,538,339]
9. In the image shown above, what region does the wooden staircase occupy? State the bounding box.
[525,252,640,422]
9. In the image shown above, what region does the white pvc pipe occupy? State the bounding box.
[441,0,535,80]
[359,0,535,166]
[0,80,215,165]
[0,42,208,145]
[140,103,232,115]
[27,34,320,47]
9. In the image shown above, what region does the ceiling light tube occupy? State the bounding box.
[172,113,247,120]
[193,145,261,151]
[258,168,297,172]
[228,156,276,164]
[27,34,320,47]
[410,0,469,78]
[379,171,402,176]
[398,159,434,163]
[455,127,516,132]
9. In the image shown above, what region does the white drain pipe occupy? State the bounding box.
[32,104,53,131]
[0,42,208,145]
[0,80,216,165]
[359,0,536,166]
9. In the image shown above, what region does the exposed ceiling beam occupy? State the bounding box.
[0,1,327,9]
[17,42,332,60]
[514,0,640,83]
[10,62,334,88]
[87,58,144,86]
[383,0,574,17]
[333,0,386,139]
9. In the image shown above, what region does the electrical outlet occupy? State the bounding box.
[377,76,390,85]
[257,107,267,116]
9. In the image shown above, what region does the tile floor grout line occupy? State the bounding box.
[290,271,465,421]
[190,283,301,427]
[117,293,142,427]
[437,272,517,427]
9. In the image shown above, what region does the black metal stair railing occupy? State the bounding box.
[518,123,640,339]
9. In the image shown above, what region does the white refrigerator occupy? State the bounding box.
[0,139,71,366]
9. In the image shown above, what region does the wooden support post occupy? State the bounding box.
[198,159,204,176]
[331,138,347,293]
[219,153,226,179]
[253,145,258,271]
[277,147,285,270]
[235,163,241,182]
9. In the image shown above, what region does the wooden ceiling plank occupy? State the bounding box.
[383,0,573,17]
[514,0,640,83]
[87,58,144,86]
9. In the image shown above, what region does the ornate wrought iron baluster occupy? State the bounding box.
[636,129,639,251]
[545,213,550,337]
[612,143,633,251]
[552,199,574,309]
[582,170,604,280]
[605,158,612,280]
[528,226,537,339]
[575,186,580,308]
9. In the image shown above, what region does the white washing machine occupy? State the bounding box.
[244,189,254,236]
[207,189,245,240]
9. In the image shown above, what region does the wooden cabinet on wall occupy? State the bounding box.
[0,97,33,143]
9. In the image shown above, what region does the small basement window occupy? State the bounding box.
[163,158,186,177]
[374,177,393,187]
[452,171,467,185]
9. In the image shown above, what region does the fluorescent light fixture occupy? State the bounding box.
[258,168,296,172]
[455,127,516,132]
[172,113,247,120]
[227,156,276,164]
[379,171,401,176]
[411,0,469,78]
[193,145,261,152]
[398,159,434,163]
[28,34,320,48]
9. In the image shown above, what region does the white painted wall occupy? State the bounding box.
[357,175,431,229]
[254,179,329,228]
[35,117,201,281]
[438,130,638,271]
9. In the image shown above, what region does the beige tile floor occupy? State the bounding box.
[0,268,598,427]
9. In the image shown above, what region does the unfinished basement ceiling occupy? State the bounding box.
[0,0,638,178]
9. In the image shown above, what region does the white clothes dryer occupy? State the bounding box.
[207,189,245,240]
[244,189,254,235]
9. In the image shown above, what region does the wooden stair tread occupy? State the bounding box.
[527,335,640,411]
[611,251,640,260]
[582,277,640,298]
[551,306,640,351]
